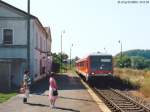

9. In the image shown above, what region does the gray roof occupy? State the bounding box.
[0,0,48,35]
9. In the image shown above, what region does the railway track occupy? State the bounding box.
[78,73,150,112]
[93,88,150,112]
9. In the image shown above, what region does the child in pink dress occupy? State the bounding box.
[49,73,58,108]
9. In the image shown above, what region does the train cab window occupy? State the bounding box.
[90,56,112,71]
[80,62,84,67]
[101,59,111,62]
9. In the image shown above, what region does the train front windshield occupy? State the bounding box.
[90,56,112,71]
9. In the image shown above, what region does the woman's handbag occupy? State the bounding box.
[23,97,27,103]
[19,87,25,94]
[52,89,58,96]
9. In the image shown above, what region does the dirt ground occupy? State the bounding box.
[129,90,150,103]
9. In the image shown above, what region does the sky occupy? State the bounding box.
[3,0,150,58]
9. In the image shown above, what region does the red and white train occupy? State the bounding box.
[75,53,113,81]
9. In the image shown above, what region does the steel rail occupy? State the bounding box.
[94,88,150,112]
[93,88,125,112]
[77,72,150,112]
[111,88,150,112]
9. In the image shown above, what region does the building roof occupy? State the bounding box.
[0,0,35,18]
[0,0,48,36]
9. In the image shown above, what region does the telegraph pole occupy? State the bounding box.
[60,30,65,73]
[70,44,73,69]
[60,32,62,73]
[27,0,30,70]
[118,40,123,67]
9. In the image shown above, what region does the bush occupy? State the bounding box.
[114,68,150,97]
[140,77,150,97]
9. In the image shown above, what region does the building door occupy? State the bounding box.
[0,63,11,91]
[11,62,21,87]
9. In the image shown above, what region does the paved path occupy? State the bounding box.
[0,73,101,112]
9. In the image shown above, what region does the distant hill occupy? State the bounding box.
[117,49,150,59]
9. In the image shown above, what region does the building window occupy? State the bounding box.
[40,36,42,50]
[36,32,38,48]
[3,29,13,44]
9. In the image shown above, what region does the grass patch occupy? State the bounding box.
[114,68,150,97]
[0,92,17,103]
[140,77,150,97]
[114,68,144,83]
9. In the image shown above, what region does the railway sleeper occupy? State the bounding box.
[124,110,143,112]
[117,104,136,107]
[124,108,145,112]
[113,101,132,104]
[98,89,150,112]
[119,106,141,109]
[111,89,150,111]
[121,106,143,110]
[100,98,124,112]
[113,101,135,105]
[111,99,129,102]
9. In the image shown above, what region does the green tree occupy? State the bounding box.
[116,55,131,68]
[145,59,150,69]
[51,53,61,72]
[52,52,69,72]
[131,56,146,69]
[115,49,150,69]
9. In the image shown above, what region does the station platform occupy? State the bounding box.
[0,72,109,112]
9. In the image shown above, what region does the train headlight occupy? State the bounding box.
[91,72,95,75]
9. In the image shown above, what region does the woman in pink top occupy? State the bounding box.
[49,72,58,108]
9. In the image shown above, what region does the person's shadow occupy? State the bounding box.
[54,106,80,112]
[26,102,49,107]
[26,102,80,112]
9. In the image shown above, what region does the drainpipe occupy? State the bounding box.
[27,0,30,70]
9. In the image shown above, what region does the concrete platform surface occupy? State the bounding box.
[0,73,102,112]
